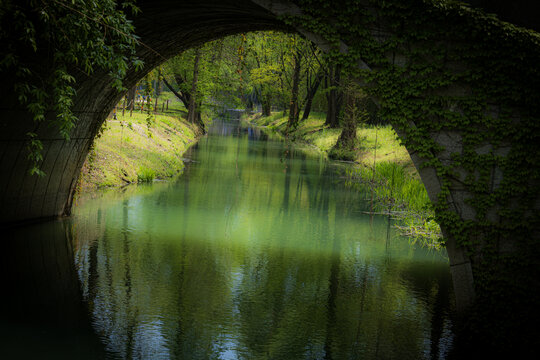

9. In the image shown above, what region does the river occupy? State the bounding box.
[1,118,455,359]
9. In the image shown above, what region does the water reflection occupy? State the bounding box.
[0,222,104,359]
[69,119,455,359]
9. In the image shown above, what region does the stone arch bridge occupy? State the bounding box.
[1,0,539,355]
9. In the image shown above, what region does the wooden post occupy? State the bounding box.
[166,100,169,110]
[154,96,158,114]
[122,97,126,117]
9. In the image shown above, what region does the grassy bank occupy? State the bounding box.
[248,112,412,167]
[247,111,443,248]
[77,105,201,192]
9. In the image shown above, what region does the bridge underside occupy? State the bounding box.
[0,0,285,226]
[0,0,539,356]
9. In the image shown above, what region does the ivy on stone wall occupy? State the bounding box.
[282,0,540,348]
[0,0,143,176]
[282,0,540,247]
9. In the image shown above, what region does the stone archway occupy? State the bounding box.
[1,0,539,355]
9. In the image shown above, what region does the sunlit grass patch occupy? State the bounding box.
[355,125,415,174]
[137,166,156,183]
[77,109,198,192]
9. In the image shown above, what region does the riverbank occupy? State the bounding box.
[245,111,443,248]
[76,107,202,193]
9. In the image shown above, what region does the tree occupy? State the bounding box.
[329,80,365,161]
[163,48,206,133]
[286,47,302,132]
[162,36,250,131]
[301,66,324,121]
[186,47,202,127]
[324,63,343,128]
[245,32,285,116]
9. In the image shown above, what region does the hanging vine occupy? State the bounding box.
[281,0,540,349]
[0,0,143,175]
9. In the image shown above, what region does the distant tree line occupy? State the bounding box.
[128,31,382,155]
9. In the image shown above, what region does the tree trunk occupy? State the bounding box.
[195,106,206,134]
[187,48,201,126]
[335,88,358,151]
[246,98,253,113]
[261,92,271,117]
[301,69,323,121]
[287,50,302,132]
[325,64,343,128]
[162,77,189,110]
[155,79,162,98]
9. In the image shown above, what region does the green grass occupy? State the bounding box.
[248,112,412,167]
[137,166,156,183]
[345,161,442,248]
[77,109,199,192]
[345,162,429,212]
[246,110,443,248]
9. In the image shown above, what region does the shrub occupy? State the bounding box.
[137,166,156,183]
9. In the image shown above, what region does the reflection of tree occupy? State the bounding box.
[399,262,453,359]
[76,190,233,358]
[281,146,292,215]
[71,119,454,359]
[324,244,340,360]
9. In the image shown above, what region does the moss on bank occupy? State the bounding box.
[77,108,201,192]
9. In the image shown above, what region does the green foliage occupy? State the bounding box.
[0,0,142,175]
[279,0,540,247]
[245,32,321,112]
[328,147,356,161]
[355,162,431,213]
[137,166,156,183]
[163,37,245,113]
[345,161,440,247]
[282,0,540,346]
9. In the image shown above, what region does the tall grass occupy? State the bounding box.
[137,166,156,183]
[247,112,443,248]
[346,161,443,248]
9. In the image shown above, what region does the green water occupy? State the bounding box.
[68,119,455,359]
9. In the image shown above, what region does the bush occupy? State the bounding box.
[137,166,156,183]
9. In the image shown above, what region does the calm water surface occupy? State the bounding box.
[1,118,455,359]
